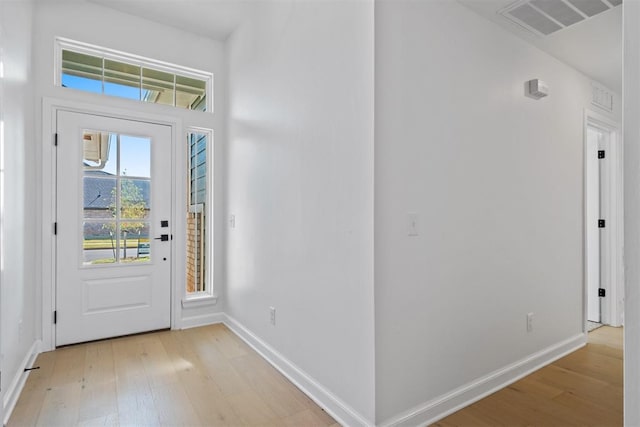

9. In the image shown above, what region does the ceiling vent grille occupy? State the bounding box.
[499,0,620,37]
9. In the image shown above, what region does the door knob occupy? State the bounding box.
[154,234,169,241]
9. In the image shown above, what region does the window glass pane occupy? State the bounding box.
[187,132,208,293]
[104,82,141,100]
[176,75,207,111]
[104,59,141,100]
[62,50,102,93]
[136,227,151,261]
[63,50,102,74]
[120,135,151,178]
[191,96,207,112]
[83,176,116,217]
[190,133,207,205]
[142,68,174,106]
[62,74,102,94]
[103,140,118,176]
[83,221,117,265]
[120,222,151,262]
[82,130,115,172]
[186,208,205,292]
[120,179,149,220]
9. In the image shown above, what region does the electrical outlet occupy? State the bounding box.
[527,312,534,332]
[270,307,276,326]
[229,214,236,228]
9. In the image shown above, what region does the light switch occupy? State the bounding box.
[407,212,419,236]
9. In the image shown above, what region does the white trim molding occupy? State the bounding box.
[223,314,374,427]
[41,97,181,351]
[583,109,624,328]
[181,295,218,309]
[378,333,586,427]
[3,340,42,426]
[179,311,225,330]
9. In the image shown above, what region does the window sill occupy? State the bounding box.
[182,294,218,309]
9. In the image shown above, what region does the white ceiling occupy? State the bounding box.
[89,0,256,41]
[458,0,622,93]
[90,0,623,94]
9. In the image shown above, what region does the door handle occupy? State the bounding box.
[154,234,169,241]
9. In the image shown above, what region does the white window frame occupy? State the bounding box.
[55,37,214,113]
[182,127,215,307]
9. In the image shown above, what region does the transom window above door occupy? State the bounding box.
[56,38,213,112]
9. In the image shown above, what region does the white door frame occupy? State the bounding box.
[583,109,624,329]
[41,97,181,351]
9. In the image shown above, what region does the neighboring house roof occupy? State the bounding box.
[84,170,150,209]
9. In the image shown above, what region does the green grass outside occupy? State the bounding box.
[83,238,150,250]
[91,256,150,264]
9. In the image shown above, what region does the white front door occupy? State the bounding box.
[56,111,172,346]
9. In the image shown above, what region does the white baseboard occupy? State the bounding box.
[3,340,42,426]
[379,333,586,427]
[223,314,373,427]
[180,312,226,330]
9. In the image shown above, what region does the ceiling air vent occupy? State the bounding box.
[565,0,609,17]
[592,82,614,112]
[500,0,620,37]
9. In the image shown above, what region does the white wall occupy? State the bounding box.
[226,1,375,424]
[5,1,628,425]
[624,1,640,424]
[374,0,621,423]
[31,1,227,332]
[0,0,38,419]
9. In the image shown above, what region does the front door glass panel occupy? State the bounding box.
[82,130,152,265]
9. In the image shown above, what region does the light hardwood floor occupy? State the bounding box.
[434,326,623,427]
[8,324,339,427]
[9,325,623,427]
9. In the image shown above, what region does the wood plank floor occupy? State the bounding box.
[8,324,339,427]
[434,326,623,427]
[9,325,623,427]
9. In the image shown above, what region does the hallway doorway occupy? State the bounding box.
[584,111,623,329]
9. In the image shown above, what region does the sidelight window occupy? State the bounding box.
[186,130,212,294]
